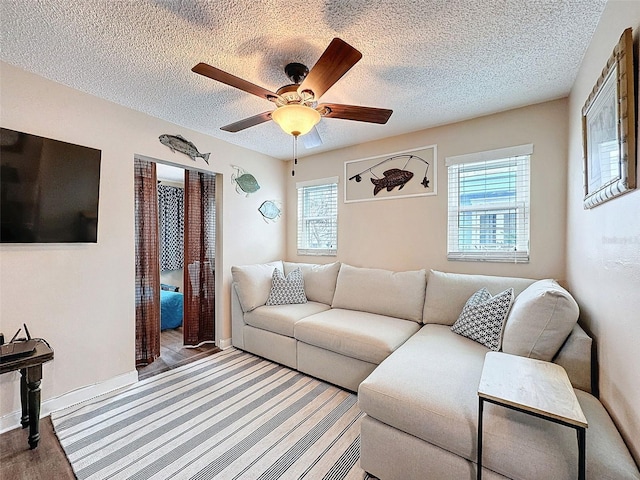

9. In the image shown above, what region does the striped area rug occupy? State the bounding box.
[51,348,367,480]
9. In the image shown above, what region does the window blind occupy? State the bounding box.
[296,177,338,256]
[447,146,531,263]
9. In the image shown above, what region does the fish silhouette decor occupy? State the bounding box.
[159,134,210,164]
[371,168,414,195]
[349,154,430,196]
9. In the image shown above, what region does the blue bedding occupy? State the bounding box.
[160,290,183,330]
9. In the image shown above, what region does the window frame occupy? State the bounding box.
[296,176,339,256]
[446,144,532,263]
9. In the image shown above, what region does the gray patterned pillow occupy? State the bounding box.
[266,268,307,306]
[451,287,514,351]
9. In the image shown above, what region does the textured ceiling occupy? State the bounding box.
[1,0,606,160]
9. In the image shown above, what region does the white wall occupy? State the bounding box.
[566,0,640,464]
[0,62,286,419]
[287,99,569,281]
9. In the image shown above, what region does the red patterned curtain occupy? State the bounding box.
[134,159,161,366]
[183,170,216,345]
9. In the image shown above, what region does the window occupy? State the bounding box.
[297,176,338,256]
[447,144,531,263]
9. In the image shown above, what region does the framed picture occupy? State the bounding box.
[582,28,636,209]
[344,145,437,203]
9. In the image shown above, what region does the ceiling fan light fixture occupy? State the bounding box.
[271,104,321,137]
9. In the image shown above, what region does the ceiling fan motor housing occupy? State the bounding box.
[284,62,309,84]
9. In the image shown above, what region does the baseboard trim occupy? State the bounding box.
[219,338,232,350]
[0,370,138,434]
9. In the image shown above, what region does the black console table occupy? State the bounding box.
[0,339,54,449]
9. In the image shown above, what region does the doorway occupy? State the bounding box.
[134,158,218,379]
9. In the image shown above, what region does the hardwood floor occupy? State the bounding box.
[0,416,74,480]
[137,327,221,380]
[0,328,220,479]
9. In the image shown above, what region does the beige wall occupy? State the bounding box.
[287,99,569,281]
[566,1,640,464]
[0,62,286,418]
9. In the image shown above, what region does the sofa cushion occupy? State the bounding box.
[359,324,488,462]
[294,308,420,364]
[502,279,579,361]
[451,288,514,351]
[231,261,283,312]
[284,261,340,305]
[423,270,535,325]
[331,264,426,323]
[266,267,307,306]
[244,301,330,337]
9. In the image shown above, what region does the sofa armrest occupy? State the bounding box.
[231,282,245,349]
[553,323,592,393]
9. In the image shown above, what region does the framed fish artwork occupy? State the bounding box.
[344,145,437,203]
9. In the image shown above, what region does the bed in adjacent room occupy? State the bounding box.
[160,288,183,330]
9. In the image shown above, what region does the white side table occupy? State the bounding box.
[477,352,588,480]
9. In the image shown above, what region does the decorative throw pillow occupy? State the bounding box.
[266,268,308,306]
[160,283,179,292]
[451,287,514,351]
[283,261,341,305]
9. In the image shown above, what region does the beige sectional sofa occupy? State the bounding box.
[231,261,640,480]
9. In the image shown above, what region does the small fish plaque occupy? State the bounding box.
[344,145,437,203]
[258,200,281,223]
[231,164,260,196]
[159,134,210,164]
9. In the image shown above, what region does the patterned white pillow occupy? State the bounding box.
[266,268,308,306]
[451,287,514,351]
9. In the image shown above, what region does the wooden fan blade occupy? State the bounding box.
[302,126,323,149]
[298,38,362,100]
[192,63,278,102]
[318,103,393,124]
[221,111,273,132]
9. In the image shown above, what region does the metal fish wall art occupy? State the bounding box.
[159,134,210,164]
[371,168,414,195]
[258,200,282,223]
[349,154,430,196]
[231,164,260,196]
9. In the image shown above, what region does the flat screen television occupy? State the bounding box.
[1,128,101,243]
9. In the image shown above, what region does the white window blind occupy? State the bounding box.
[296,177,338,256]
[446,145,531,263]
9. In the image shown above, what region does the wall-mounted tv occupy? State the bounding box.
[1,128,101,243]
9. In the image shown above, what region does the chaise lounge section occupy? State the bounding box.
[230,261,640,479]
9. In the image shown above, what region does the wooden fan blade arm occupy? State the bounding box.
[298,38,362,100]
[302,126,323,149]
[220,111,273,132]
[192,63,279,102]
[318,103,393,124]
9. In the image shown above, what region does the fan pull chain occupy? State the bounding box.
[292,134,298,176]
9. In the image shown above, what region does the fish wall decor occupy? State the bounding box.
[258,200,282,223]
[371,168,414,195]
[231,164,260,196]
[349,154,430,196]
[159,134,210,164]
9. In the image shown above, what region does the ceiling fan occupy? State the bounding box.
[192,38,393,149]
